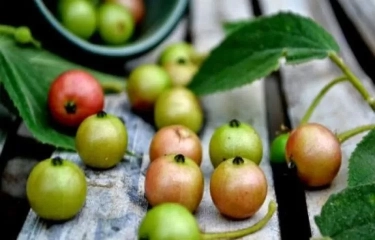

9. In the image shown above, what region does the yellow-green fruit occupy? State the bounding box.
[158,42,196,65]
[209,119,263,168]
[76,111,128,169]
[126,64,172,112]
[162,62,198,87]
[26,156,87,221]
[154,87,203,134]
[58,0,97,40]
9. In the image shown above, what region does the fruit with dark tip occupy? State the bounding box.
[285,122,342,188]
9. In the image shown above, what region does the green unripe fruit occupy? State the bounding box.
[75,111,128,169]
[270,133,290,163]
[59,0,97,39]
[138,203,201,240]
[97,2,135,45]
[159,42,196,65]
[154,87,203,134]
[209,119,263,168]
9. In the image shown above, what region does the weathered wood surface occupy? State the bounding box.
[17,1,282,239]
[189,0,280,239]
[337,0,375,57]
[259,0,375,237]
[17,19,187,240]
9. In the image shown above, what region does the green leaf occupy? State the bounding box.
[222,20,253,35]
[347,129,375,187]
[188,11,340,95]
[314,183,375,240]
[0,35,125,150]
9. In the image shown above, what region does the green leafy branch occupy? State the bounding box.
[0,25,126,151]
[185,11,375,240]
[2,11,375,239]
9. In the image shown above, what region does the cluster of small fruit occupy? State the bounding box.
[24,41,275,238]
[25,41,202,222]
[139,119,269,239]
[57,0,144,45]
[26,68,130,221]
[270,123,342,189]
[126,42,204,133]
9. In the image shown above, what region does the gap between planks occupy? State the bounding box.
[258,0,375,238]
[337,0,375,59]
[17,18,188,240]
[17,0,282,239]
[190,0,280,239]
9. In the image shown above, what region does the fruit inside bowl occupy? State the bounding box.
[34,0,189,59]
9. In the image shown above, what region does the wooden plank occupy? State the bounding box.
[258,0,375,237]
[336,0,375,57]
[189,0,280,239]
[17,19,188,240]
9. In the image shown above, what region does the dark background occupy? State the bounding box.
[1,0,375,239]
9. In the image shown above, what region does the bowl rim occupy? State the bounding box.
[34,0,188,57]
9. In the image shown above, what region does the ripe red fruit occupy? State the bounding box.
[285,123,342,188]
[48,69,104,128]
[149,125,203,166]
[144,154,204,213]
[210,156,268,219]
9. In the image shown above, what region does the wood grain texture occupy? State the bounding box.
[337,0,375,57]
[17,19,188,240]
[189,0,280,239]
[18,1,282,239]
[18,94,155,240]
[258,0,375,237]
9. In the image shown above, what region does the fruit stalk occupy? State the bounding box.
[300,76,347,124]
[0,25,16,35]
[329,52,375,111]
[0,24,41,48]
[51,156,64,166]
[200,200,277,240]
[337,124,375,144]
[101,80,127,93]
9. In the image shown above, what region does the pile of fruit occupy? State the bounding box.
[126,42,203,133]
[24,40,344,238]
[56,0,145,45]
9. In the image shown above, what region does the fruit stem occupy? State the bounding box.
[337,124,375,144]
[0,25,16,35]
[174,154,185,163]
[329,52,375,111]
[100,80,126,94]
[0,24,41,48]
[65,101,77,114]
[51,156,64,166]
[200,200,277,240]
[300,75,347,125]
[177,58,187,64]
[126,150,142,159]
[229,119,240,127]
[232,156,245,165]
[96,110,107,118]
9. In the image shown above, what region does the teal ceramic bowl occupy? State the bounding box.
[33,0,189,59]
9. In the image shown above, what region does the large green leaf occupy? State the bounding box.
[0,35,125,150]
[347,129,375,187]
[222,20,252,35]
[315,183,375,240]
[188,11,340,95]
